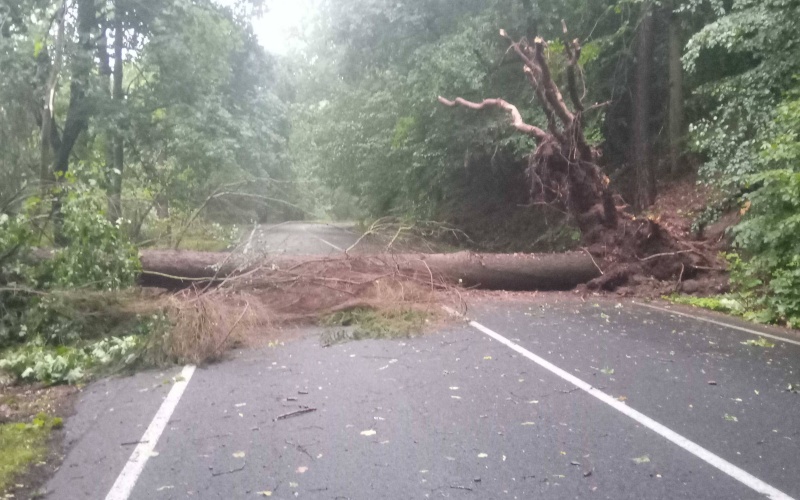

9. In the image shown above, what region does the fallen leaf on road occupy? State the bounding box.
[451,395,461,400]
[632,455,650,464]
[521,422,536,426]
[600,367,614,375]
[257,491,272,497]
[232,451,246,458]
[483,356,492,360]
[296,466,308,474]
[724,414,738,422]
[617,396,627,402]
[360,429,376,436]
[741,338,775,348]
[477,453,488,458]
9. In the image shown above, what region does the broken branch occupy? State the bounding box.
[437,96,547,141]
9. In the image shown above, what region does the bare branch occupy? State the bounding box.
[437,96,547,141]
[530,37,575,126]
[561,20,584,112]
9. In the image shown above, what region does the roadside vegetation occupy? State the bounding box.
[0,413,62,493]
[320,307,434,346]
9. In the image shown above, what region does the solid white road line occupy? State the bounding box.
[634,301,800,347]
[442,306,795,500]
[105,364,196,500]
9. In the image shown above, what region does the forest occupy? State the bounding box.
[1,0,800,382]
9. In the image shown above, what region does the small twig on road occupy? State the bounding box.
[120,440,148,446]
[211,462,246,477]
[450,485,474,491]
[274,408,317,421]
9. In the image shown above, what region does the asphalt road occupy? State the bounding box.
[240,222,364,256]
[45,223,800,500]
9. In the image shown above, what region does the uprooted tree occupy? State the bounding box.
[438,26,719,291]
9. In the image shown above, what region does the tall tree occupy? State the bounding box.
[51,0,97,244]
[633,1,656,210]
[666,0,685,176]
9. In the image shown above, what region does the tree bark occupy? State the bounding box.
[39,1,68,197]
[108,4,125,221]
[136,250,601,291]
[667,2,685,177]
[633,2,657,212]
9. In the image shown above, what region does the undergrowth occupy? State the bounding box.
[665,294,745,316]
[319,307,432,346]
[0,413,62,493]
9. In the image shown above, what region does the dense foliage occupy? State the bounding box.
[684,0,800,325]
[0,0,295,383]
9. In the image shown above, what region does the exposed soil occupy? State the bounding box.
[575,174,732,298]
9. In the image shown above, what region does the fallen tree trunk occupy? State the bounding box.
[138,250,600,291]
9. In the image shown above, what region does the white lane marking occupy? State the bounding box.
[634,301,800,347]
[105,365,196,500]
[300,225,345,252]
[442,306,794,500]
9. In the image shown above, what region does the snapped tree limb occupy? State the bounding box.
[437,96,547,141]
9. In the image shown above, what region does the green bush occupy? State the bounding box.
[727,91,800,327]
[0,335,144,385]
[1,181,142,349]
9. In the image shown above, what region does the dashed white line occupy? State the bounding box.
[634,301,800,347]
[443,306,795,500]
[105,364,196,500]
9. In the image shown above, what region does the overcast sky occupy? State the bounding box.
[251,0,317,55]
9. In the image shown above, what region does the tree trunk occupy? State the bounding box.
[633,2,656,211]
[39,1,68,198]
[52,0,96,245]
[136,250,601,291]
[98,12,115,220]
[108,6,124,221]
[667,2,685,177]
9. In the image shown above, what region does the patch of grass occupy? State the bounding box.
[664,294,744,315]
[0,413,62,493]
[319,307,432,345]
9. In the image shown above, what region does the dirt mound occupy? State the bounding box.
[580,177,731,298]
